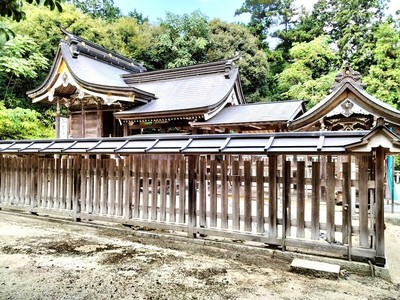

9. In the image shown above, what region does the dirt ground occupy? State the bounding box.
[0,211,399,300]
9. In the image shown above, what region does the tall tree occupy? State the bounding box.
[277,35,337,107]
[363,21,400,109]
[65,0,121,21]
[208,19,269,102]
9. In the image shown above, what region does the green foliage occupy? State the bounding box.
[65,0,121,21]
[363,21,400,109]
[277,36,337,107]
[208,19,269,102]
[0,34,48,107]
[0,0,62,25]
[156,11,210,68]
[0,104,54,140]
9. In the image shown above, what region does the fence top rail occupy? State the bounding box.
[0,131,371,155]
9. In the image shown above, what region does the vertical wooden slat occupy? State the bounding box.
[95,158,102,214]
[244,160,252,232]
[42,158,49,208]
[326,161,336,243]
[199,156,207,227]
[220,159,228,229]
[296,161,305,238]
[87,159,95,214]
[283,160,291,237]
[101,159,109,215]
[68,157,74,211]
[108,159,116,216]
[142,159,149,219]
[55,157,61,209]
[151,159,158,221]
[124,156,133,221]
[256,160,264,234]
[342,161,350,244]
[80,157,87,213]
[159,160,167,222]
[268,155,277,238]
[49,159,55,208]
[133,157,141,218]
[188,156,197,237]
[36,158,43,208]
[358,156,369,247]
[116,157,124,216]
[19,158,25,205]
[31,157,38,207]
[311,161,320,240]
[374,147,386,266]
[61,158,68,209]
[232,160,240,230]
[169,159,177,222]
[209,159,218,228]
[20,158,26,206]
[179,159,186,223]
[73,155,81,221]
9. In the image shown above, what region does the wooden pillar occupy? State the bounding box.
[187,156,197,238]
[374,147,386,266]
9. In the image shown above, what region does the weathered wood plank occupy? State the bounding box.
[342,161,350,244]
[133,157,141,219]
[209,159,218,228]
[220,159,228,229]
[159,160,167,222]
[49,159,55,209]
[93,158,101,214]
[268,155,277,238]
[256,160,264,234]
[374,147,386,266]
[168,159,177,223]
[42,158,49,209]
[109,159,116,216]
[244,160,252,232]
[124,156,133,221]
[358,156,369,248]
[61,158,68,210]
[80,157,87,213]
[142,159,149,219]
[188,156,197,237]
[199,156,207,227]
[101,159,109,215]
[326,161,336,243]
[73,155,81,221]
[283,160,291,238]
[311,161,320,240]
[151,159,158,221]
[87,159,94,214]
[232,160,240,231]
[116,157,124,216]
[296,161,305,238]
[178,159,186,224]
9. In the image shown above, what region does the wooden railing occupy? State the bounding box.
[0,152,384,265]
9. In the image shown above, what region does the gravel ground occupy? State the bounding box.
[0,210,399,300]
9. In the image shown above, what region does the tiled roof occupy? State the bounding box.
[192,101,304,126]
[0,131,369,155]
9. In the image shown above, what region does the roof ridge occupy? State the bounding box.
[60,27,146,73]
[122,57,240,83]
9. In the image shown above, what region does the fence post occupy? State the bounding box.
[374,146,386,266]
[188,156,197,238]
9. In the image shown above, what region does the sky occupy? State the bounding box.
[113,0,400,24]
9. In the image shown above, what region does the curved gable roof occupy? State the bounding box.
[290,78,400,131]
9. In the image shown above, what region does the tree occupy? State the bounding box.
[141,11,210,69]
[0,34,48,108]
[277,36,337,107]
[0,103,54,139]
[0,0,62,22]
[65,0,121,21]
[363,21,400,109]
[208,19,269,102]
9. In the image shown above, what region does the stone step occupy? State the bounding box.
[290,258,340,280]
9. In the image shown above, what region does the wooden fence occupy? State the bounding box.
[0,151,386,265]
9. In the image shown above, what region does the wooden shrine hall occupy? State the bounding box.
[27,29,400,137]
